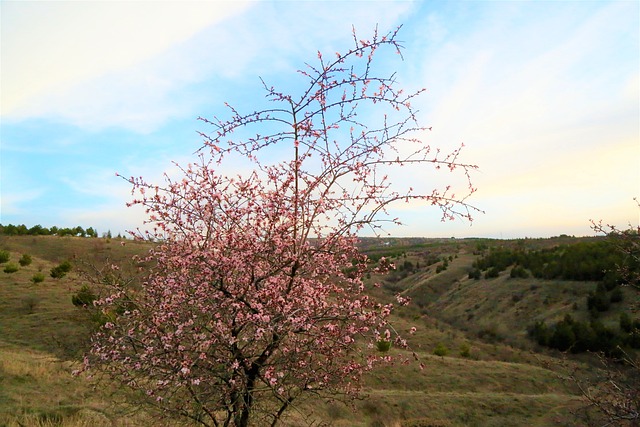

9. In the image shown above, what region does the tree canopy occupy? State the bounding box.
[80,26,478,427]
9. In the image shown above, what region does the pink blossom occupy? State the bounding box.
[85,24,478,427]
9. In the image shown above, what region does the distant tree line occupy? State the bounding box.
[470,240,634,317]
[469,240,637,285]
[0,223,99,238]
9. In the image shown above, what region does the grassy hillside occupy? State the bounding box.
[0,236,152,358]
[1,235,634,426]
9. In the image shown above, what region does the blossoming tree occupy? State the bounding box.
[82,26,479,426]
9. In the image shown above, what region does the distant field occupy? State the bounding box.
[0,234,631,426]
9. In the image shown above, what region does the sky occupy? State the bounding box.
[1,0,638,239]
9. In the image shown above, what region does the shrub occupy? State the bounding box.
[50,260,72,279]
[400,260,414,272]
[528,321,551,346]
[433,343,449,357]
[18,254,32,267]
[31,273,45,284]
[0,250,9,263]
[620,312,633,333]
[549,321,575,351]
[50,267,65,279]
[459,343,471,358]
[484,266,500,279]
[610,287,624,303]
[587,286,611,312]
[376,340,391,352]
[3,263,19,273]
[510,265,529,278]
[71,284,97,307]
[468,268,481,280]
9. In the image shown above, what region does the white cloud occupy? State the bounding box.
[413,3,637,176]
[0,188,46,217]
[372,1,639,237]
[2,1,418,133]
[1,1,416,133]
[1,1,252,119]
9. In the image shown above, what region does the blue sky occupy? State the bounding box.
[1,0,638,238]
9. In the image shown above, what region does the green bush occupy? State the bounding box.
[530,314,628,357]
[510,265,529,278]
[71,284,97,307]
[31,273,45,284]
[0,250,9,263]
[484,266,500,279]
[3,263,19,273]
[435,263,447,273]
[50,267,65,279]
[528,321,551,346]
[50,260,72,279]
[433,343,449,357]
[18,254,32,267]
[549,321,576,351]
[620,312,633,333]
[609,286,624,303]
[587,284,611,312]
[59,260,72,272]
[376,340,391,352]
[459,343,471,358]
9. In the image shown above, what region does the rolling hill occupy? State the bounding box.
[0,234,636,426]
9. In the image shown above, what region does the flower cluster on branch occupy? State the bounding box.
[82,26,479,427]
